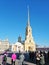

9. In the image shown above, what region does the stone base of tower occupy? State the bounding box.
[24,43,36,52]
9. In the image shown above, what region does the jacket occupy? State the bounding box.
[40,55,45,65]
[11,53,17,61]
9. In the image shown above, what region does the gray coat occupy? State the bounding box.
[40,55,45,65]
[19,54,25,62]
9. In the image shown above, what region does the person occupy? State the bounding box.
[11,53,17,65]
[19,53,25,65]
[40,53,45,65]
[36,52,40,65]
[2,54,7,65]
[48,51,49,61]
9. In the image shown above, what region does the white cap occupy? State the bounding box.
[4,54,6,55]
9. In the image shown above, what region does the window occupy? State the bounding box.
[29,30,30,32]
[29,40,31,42]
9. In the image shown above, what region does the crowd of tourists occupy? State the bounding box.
[1,52,25,65]
[29,51,49,65]
[0,50,49,65]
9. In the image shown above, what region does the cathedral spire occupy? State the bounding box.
[27,5,30,26]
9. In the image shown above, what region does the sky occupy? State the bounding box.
[0,0,49,46]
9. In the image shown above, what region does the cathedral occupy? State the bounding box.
[24,7,36,52]
[11,7,36,52]
[0,7,36,52]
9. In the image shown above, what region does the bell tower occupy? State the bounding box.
[24,6,36,52]
[25,6,33,42]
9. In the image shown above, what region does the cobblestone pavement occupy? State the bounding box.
[0,56,36,65]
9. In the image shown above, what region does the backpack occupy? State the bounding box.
[3,56,7,61]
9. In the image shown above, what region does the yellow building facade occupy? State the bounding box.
[0,39,9,51]
[24,7,36,52]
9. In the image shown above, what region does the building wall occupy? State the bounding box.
[0,40,9,51]
[11,42,24,52]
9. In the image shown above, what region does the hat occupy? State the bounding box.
[4,54,6,55]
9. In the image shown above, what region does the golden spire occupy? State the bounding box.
[27,5,30,26]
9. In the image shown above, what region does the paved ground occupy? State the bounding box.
[0,56,36,65]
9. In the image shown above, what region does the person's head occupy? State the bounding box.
[4,54,6,56]
[41,53,43,56]
[14,53,15,55]
[21,52,24,55]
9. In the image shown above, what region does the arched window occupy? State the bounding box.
[29,40,31,43]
